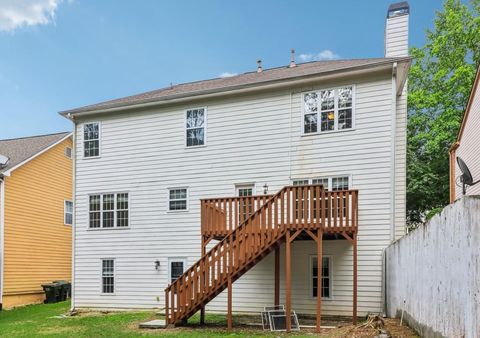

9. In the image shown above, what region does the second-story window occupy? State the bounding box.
[89,193,129,229]
[186,108,205,147]
[303,86,354,134]
[168,188,188,211]
[84,122,100,157]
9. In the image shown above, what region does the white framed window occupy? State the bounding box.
[235,184,254,223]
[89,193,129,228]
[302,86,354,134]
[168,258,187,284]
[168,188,188,211]
[64,147,72,159]
[101,259,115,294]
[311,255,332,299]
[186,108,206,147]
[83,122,100,157]
[64,200,73,225]
[235,184,254,197]
[293,176,351,191]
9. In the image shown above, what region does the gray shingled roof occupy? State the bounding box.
[60,57,410,115]
[0,132,71,174]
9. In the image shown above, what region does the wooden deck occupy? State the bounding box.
[165,184,359,332]
[201,186,358,240]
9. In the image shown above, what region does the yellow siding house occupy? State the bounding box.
[0,132,72,309]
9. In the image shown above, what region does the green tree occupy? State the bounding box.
[407,0,480,226]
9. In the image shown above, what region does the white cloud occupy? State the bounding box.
[298,49,340,62]
[219,72,238,78]
[0,0,62,32]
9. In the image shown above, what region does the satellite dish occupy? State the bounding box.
[457,157,480,195]
[0,154,9,168]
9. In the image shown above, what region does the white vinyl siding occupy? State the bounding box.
[73,72,403,315]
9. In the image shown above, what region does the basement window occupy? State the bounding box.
[169,258,187,284]
[311,256,331,298]
[83,122,100,157]
[303,86,354,134]
[101,259,115,294]
[89,193,129,228]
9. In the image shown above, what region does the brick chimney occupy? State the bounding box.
[385,2,409,57]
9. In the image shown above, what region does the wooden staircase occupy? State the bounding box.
[165,184,358,325]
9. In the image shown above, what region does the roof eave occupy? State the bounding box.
[60,57,412,119]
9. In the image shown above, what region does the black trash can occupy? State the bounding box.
[53,280,70,301]
[42,282,59,303]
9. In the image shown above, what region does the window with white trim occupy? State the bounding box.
[236,184,254,223]
[312,256,331,298]
[169,258,186,284]
[84,122,100,157]
[293,176,350,191]
[64,147,72,159]
[64,200,73,225]
[293,177,350,218]
[303,86,354,134]
[89,193,129,228]
[186,108,205,147]
[168,188,188,211]
[101,259,115,294]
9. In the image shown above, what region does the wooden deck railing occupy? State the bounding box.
[201,187,358,239]
[201,195,273,238]
[165,185,358,324]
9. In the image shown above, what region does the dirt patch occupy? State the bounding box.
[135,315,418,337]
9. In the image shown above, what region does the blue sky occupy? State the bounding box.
[0,0,447,139]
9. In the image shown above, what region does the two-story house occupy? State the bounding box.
[60,2,410,332]
[0,132,72,309]
[450,65,480,202]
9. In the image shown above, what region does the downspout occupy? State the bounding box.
[70,116,77,312]
[0,174,5,310]
[390,62,397,243]
[383,62,397,317]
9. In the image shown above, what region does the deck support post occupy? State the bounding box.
[200,237,206,325]
[316,229,323,333]
[285,231,292,333]
[353,232,358,325]
[274,246,280,306]
[227,277,233,330]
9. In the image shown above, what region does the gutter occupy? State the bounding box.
[60,57,412,119]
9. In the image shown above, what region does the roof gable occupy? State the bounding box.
[0,132,71,175]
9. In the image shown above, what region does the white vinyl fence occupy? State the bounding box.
[386,196,480,338]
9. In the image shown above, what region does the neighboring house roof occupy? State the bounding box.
[60,57,410,116]
[0,132,71,175]
[450,65,480,153]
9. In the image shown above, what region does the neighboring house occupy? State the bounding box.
[60,2,410,331]
[0,132,73,309]
[450,65,480,202]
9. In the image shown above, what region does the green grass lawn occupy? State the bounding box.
[0,301,305,337]
[0,301,417,338]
